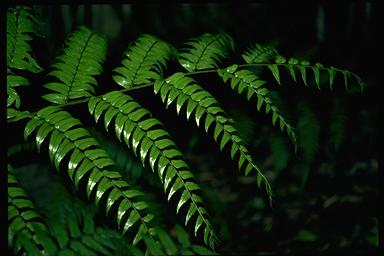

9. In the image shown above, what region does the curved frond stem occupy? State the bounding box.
[89,92,219,249]
[218,65,298,151]
[154,73,273,202]
[239,63,364,87]
[7,62,364,125]
[24,107,159,246]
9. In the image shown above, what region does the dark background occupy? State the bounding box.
[8,3,380,255]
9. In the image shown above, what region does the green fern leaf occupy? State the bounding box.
[178,33,234,72]
[242,43,366,91]
[7,6,42,72]
[8,164,57,255]
[23,106,158,247]
[42,26,107,104]
[113,34,173,88]
[88,91,219,249]
[218,66,298,151]
[242,43,278,64]
[154,73,272,201]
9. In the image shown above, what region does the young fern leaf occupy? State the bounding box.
[42,26,107,104]
[7,6,42,72]
[154,73,272,201]
[113,34,173,88]
[23,106,159,247]
[218,64,298,151]
[178,33,234,72]
[242,43,366,91]
[242,43,279,65]
[8,164,57,255]
[88,91,219,249]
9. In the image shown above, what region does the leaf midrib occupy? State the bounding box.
[63,32,95,104]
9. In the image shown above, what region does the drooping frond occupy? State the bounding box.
[42,26,107,104]
[23,106,158,246]
[154,73,272,200]
[8,164,57,255]
[88,91,219,249]
[7,6,42,72]
[242,43,366,91]
[113,34,173,88]
[178,33,234,72]
[218,64,298,150]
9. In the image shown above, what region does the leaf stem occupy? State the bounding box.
[7,63,364,124]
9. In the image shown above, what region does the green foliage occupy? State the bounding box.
[8,164,57,255]
[42,26,107,104]
[7,6,42,72]
[113,34,173,88]
[24,106,159,247]
[7,4,368,255]
[177,33,234,72]
[7,6,42,120]
[154,73,272,200]
[218,64,298,150]
[242,43,365,91]
[88,91,218,248]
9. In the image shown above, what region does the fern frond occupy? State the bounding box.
[8,164,57,255]
[23,106,158,246]
[178,33,234,72]
[88,91,219,249]
[154,73,272,200]
[42,26,107,104]
[7,6,42,72]
[218,64,298,150]
[242,43,366,91]
[113,34,173,88]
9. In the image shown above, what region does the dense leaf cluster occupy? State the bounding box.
[7,5,365,255]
